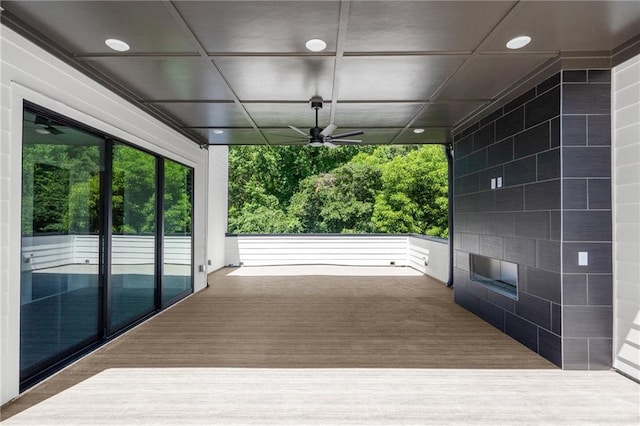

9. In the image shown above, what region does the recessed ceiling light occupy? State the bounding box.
[506,35,531,50]
[212,129,224,135]
[413,128,425,134]
[105,38,130,52]
[305,38,327,52]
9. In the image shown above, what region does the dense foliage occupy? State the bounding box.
[22,142,192,236]
[228,144,449,238]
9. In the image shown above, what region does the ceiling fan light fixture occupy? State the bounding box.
[506,35,531,50]
[105,38,130,52]
[212,129,224,135]
[35,127,50,135]
[309,141,324,147]
[305,38,327,52]
[413,128,425,134]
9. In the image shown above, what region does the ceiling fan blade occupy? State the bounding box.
[47,126,63,135]
[331,138,361,143]
[320,123,337,137]
[288,125,308,137]
[330,130,364,139]
[324,141,338,149]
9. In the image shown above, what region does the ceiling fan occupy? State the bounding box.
[287,96,364,148]
[34,115,64,135]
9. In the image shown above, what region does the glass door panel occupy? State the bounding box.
[110,144,156,331]
[20,109,103,380]
[162,160,193,306]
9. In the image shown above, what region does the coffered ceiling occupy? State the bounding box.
[2,1,640,147]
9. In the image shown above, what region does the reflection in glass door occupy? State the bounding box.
[20,109,103,380]
[162,160,193,305]
[109,143,157,331]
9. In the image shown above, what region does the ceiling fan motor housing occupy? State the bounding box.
[310,96,323,110]
[309,126,323,143]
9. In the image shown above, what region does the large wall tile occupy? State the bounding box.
[486,212,515,236]
[515,211,550,240]
[539,329,562,367]
[474,123,495,151]
[505,312,538,352]
[487,138,514,166]
[563,211,612,241]
[495,186,524,211]
[514,122,550,159]
[563,242,612,273]
[587,179,612,209]
[525,86,560,128]
[504,156,536,186]
[524,180,561,210]
[587,115,611,146]
[563,147,611,177]
[523,267,561,304]
[563,83,611,115]
[537,148,560,181]
[562,115,587,146]
[516,292,551,330]
[587,274,613,306]
[563,274,587,305]
[503,237,536,267]
[563,306,613,338]
[496,107,524,141]
[563,179,588,209]
[537,240,561,272]
[563,338,589,369]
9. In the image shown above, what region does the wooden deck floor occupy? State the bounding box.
[2,266,554,420]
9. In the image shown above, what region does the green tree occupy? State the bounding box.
[372,145,448,237]
[289,162,382,233]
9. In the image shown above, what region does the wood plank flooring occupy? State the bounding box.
[1,266,554,421]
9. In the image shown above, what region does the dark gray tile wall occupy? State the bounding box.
[453,74,563,366]
[560,69,612,370]
[452,70,613,370]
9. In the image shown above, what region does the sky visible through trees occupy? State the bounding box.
[228,144,449,238]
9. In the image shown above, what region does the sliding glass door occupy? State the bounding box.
[109,144,157,331]
[20,110,103,380]
[162,160,193,306]
[20,103,194,387]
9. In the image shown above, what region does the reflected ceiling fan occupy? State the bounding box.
[34,115,64,135]
[287,96,363,148]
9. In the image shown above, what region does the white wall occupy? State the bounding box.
[612,53,640,381]
[224,234,450,283]
[0,25,212,404]
[207,146,229,272]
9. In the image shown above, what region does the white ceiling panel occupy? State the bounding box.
[154,102,250,128]
[84,57,233,101]
[175,1,340,53]
[3,1,196,53]
[214,57,335,101]
[346,1,517,52]
[244,103,332,128]
[438,55,556,100]
[338,56,466,101]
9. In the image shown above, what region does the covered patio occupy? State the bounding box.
[3,266,638,423]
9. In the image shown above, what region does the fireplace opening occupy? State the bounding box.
[469,254,518,299]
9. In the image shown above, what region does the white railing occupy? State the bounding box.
[21,235,192,271]
[225,234,450,283]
